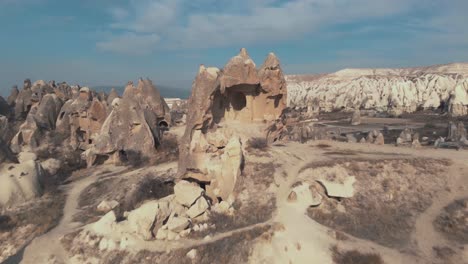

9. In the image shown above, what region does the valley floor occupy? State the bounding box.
[4,140,468,264]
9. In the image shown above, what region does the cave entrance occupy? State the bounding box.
[231,91,247,111]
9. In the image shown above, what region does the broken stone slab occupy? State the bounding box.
[316,176,356,198]
[186,196,210,219]
[287,183,322,207]
[97,200,119,213]
[174,180,204,207]
[127,200,171,241]
[167,216,190,232]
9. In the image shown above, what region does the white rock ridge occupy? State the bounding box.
[286,63,468,114]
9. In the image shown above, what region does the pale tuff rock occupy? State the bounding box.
[40,158,61,176]
[186,196,210,219]
[0,160,44,207]
[17,152,37,163]
[212,201,232,214]
[365,130,384,145]
[106,88,119,106]
[7,85,19,107]
[126,200,171,240]
[10,93,64,153]
[56,88,108,152]
[97,200,120,213]
[287,183,322,207]
[317,177,356,199]
[287,63,468,115]
[178,48,287,202]
[448,85,468,116]
[448,121,467,142]
[186,249,197,260]
[174,180,204,207]
[167,216,190,232]
[350,109,361,125]
[87,79,170,166]
[301,165,356,198]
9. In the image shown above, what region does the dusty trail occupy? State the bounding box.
[11,140,468,264]
[19,166,128,264]
[412,160,468,260]
[252,141,468,263]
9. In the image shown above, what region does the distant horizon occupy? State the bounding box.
[2,0,467,97]
[2,60,468,98]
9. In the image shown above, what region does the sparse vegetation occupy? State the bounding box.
[307,159,449,248]
[247,137,269,151]
[331,246,384,264]
[433,198,468,244]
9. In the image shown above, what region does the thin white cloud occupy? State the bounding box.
[97,0,466,54]
[96,32,161,55]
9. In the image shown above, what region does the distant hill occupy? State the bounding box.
[91,85,191,99]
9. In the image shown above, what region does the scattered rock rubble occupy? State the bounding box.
[83,179,233,246]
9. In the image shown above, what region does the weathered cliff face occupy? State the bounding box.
[286,63,468,115]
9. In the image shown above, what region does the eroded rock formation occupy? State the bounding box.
[287,63,468,115]
[178,48,287,202]
[86,79,170,166]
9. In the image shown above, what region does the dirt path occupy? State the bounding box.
[252,141,468,263]
[412,161,468,260]
[20,166,127,264]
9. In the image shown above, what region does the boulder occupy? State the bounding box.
[174,180,204,207]
[0,160,44,207]
[287,183,322,207]
[127,200,171,240]
[167,216,190,232]
[91,210,117,235]
[97,200,119,213]
[41,158,61,176]
[186,196,210,219]
[212,201,232,215]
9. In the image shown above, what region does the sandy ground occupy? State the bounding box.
[10,138,468,264]
[251,140,468,264]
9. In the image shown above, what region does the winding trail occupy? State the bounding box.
[20,166,128,264]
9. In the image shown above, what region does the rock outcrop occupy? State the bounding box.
[86,79,169,166]
[350,109,361,125]
[287,63,468,115]
[447,85,468,116]
[0,160,44,207]
[55,87,108,151]
[178,48,287,202]
[10,93,64,153]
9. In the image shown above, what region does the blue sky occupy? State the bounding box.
[1,0,467,96]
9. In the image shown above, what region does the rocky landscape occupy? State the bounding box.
[287,63,468,116]
[0,49,467,264]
